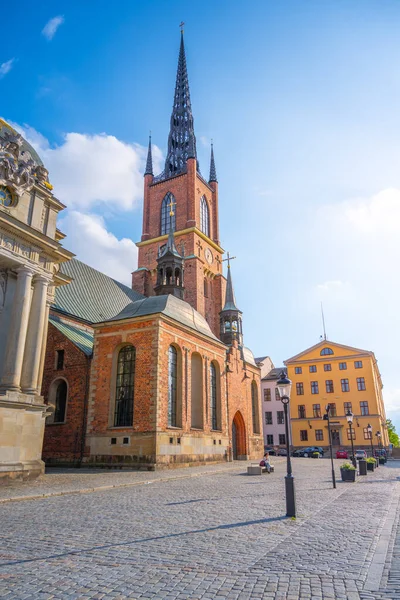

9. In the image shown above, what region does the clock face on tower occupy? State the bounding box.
[204,248,213,264]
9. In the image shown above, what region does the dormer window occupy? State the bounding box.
[320,347,334,356]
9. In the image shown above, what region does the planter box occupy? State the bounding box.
[379,457,385,465]
[367,462,375,472]
[341,468,356,482]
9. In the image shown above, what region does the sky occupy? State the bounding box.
[2,0,400,431]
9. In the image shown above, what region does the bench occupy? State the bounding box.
[247,463,275,475]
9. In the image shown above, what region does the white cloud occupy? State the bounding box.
[59,211,138,285]
[0,59,15,78]
[42,16,64,41]
[317,280,343,292]
[12,123,163,211]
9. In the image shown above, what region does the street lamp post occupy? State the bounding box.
[323,404,336,489]
[346,410,357,469]
[367,423,373,457]
[277,371,296,518]
[376,431,382,450]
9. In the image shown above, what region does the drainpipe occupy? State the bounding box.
[79,353,92,467]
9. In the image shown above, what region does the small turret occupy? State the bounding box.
[219,261,243,346]
[144,135,153,176]
[154,199,185,299]
[209,143,217,183]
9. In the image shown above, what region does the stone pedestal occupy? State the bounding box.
[0,390,48,483]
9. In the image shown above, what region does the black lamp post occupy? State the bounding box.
[277,371,296,518]
[367,423,373,457]
[376,431,382,450]
[346,410,357,468]
[323,404,336,489]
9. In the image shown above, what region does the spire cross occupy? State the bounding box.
[167,197,176,217]
[222,252,236,268]
[179,21,185,32]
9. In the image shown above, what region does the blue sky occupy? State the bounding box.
[2,1,400,431]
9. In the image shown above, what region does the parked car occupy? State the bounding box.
[303,446,324,457]
[277,448,287,456]
[336,449,348,459]
[355,449,367,460]
[263,447,276,456]
[292,449,306,457]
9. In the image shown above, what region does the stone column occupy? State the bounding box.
[21,275,50,395]
[37,298,52,395]
[0,266,33,392]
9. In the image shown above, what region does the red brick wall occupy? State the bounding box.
[132,162,225,338]
[42,320,91,463]
[84,315,263,467]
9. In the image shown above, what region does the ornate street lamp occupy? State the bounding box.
[323,404,336,489]
[346,410,357,468]
[277,371,296,518]
[376,431,382,450]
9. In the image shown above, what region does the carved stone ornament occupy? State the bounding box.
[0,131,37,201]
[0,269,7,310]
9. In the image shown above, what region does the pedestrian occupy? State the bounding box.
[260,451,271,473]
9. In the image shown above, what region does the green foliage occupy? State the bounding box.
[366,457,376,464]
[386,419,400,447]
[341,462,356,471]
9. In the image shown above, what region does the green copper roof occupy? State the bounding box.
[53,259,144,323]
[49,315,94,356]
[105,294,220,342]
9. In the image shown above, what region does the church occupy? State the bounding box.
[40,32,264,469]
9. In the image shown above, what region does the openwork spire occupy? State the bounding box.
[209,143,217,183]
[164,31,198,178]
[144,135,153,176]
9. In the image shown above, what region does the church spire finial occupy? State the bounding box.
[144,133,153,176]
[164,28,198,179]
[222,253,239,311]
[209,141,217,183]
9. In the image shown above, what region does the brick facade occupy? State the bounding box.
[84,315,262,468]
[132,159,225,338]
[42,320,91,464]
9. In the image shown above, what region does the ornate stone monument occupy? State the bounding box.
[0,118,73,482]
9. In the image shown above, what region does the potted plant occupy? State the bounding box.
[366,457,376,472]
[379,456,385,465]
[311,451,320,459]
[340,462,357,482]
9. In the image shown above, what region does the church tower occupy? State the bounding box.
[219,262,243,346]
[132,30,225,337]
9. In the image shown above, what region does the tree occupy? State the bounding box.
[386,419,400,447]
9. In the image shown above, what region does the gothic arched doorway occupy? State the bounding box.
[232,411,247,460]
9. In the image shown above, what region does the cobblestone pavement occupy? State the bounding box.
[1,459,400,599]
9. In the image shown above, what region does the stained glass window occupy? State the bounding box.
[114,346,135,427]
[161,192,176,235]
[200,196,209,237]
[168,346,178,427]
[210,362,217,430]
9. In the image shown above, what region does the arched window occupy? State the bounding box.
[210,362,221,430]
[191,352,203,429]
[168,346,178,427]
[200,196,210,237]
[54,380,67,423]
[161,192,176,235]
[320,347,334,356]
[252,381,260,434]
[114,345,136,427]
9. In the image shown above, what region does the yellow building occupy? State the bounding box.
[285,340,389,450]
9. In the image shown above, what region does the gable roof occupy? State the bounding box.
[262,367,285,381]
[49,314,94,356]
[285,339,373,363]
[53,259,143,323]
[103,294,221,342]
